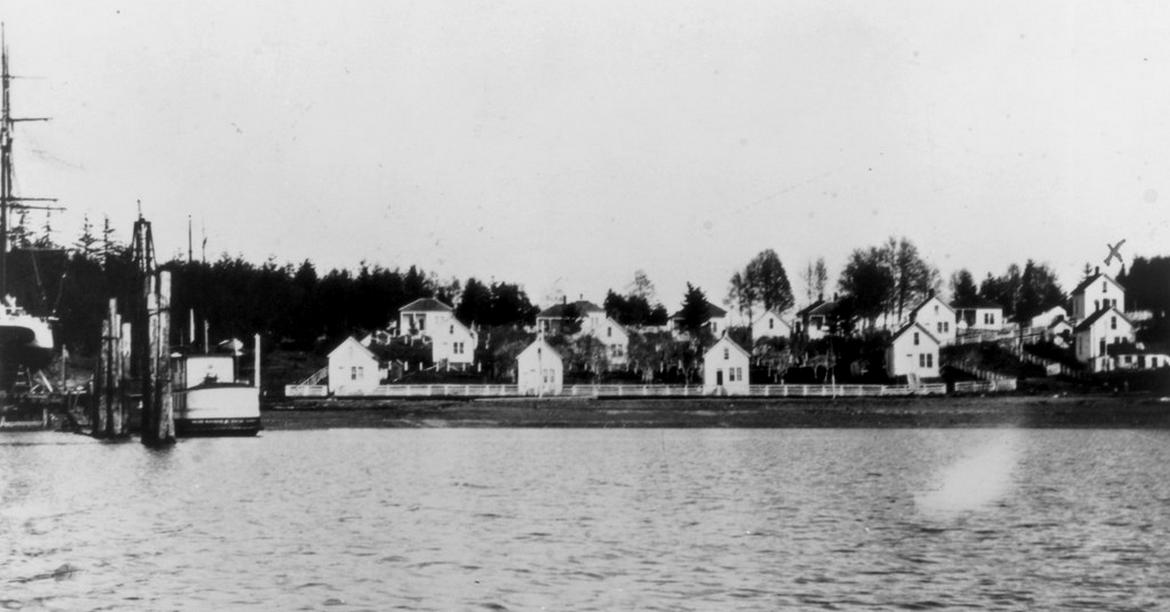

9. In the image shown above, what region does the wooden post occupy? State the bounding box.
[94,306,111,437]
[118,321,132,436]
[155,271,174,443]
[253,333,261,390]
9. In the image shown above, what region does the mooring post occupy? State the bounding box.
[118,320,132,436]
[94,308,110,437]
[155,271,174,442]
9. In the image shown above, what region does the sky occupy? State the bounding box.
[2,1,1169,311]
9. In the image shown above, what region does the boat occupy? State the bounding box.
[171,335,262,436]
[0,29,58,393]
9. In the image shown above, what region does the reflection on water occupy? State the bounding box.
[2,428,1169,610]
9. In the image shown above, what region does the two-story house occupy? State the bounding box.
[906,295,956,346]
[1070,270,1126,322]
[536,299,629,366]
[397,298,478,366]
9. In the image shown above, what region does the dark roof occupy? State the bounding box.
[807,300,839,317]
[1071,272,1121,296]
[1105,342,1164,357]
[399,298,453,312]
[1072,306,1131,333]
[670,301,727,321]
[795,299,825,318]
[951,297,1003,310]
[537,300,604,318]
[891,321,940,346]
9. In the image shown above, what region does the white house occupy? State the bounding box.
[535,300,629,366]
[1073,307,1135,372]
[516,337,563,396]
[751,308,792,343]
[671,301,728,338]
[1071,271,1126,322]
[1109,347,1170,371]
[327,336,384,396]
[954,298,1005,331]
[703,336,750,395]
[885,322,940,380]
[795,297,839,340]
[907,295,956,346]
[398,298,478,366]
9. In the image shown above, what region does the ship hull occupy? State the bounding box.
[173,383,261,437]
[0,323,54,391]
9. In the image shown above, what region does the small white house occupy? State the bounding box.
[907,295,956,346]
[885,322,940,379]
[954,298,1005,331]
[516,337,563,396]
[703,336,750,395]
[1071,271,1126,322]
[1073,307,1135,372]
[751,308,792,342]
[328,336,383,396]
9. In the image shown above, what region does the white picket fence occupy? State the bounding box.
[287,382,950,399]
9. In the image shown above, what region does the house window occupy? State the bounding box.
[723,348,730,360]
[984,313,994,325]
[769,319,774,329]
[728,368,736,382]
[607,327,612,338]
[926,354,933,368]
[913,332,919,346]
[1110,316,1116,330]
[919,354,925,367]
[351,366,358,381]
[453,342,464,355]
[1102,281,1107,293]
[449,324,454,334]
[937,322,943,334]
[1094,300,1100,312]
[934,305,939,315]
[418,315,426,331]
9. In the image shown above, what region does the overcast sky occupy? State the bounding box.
[3,1,1168,309]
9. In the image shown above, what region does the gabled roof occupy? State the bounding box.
[795,299,824,318]
[952,297,1003,310]
[1073,306,1131,333]
[705,335,751,360]
[399,298,453,313]
[890,321,940,346]
[807,300,839,317]
[328,335,379,361]
[753,308,792,325]
[1071,272,1122,296]
[537,300,604,318]
[518,337,563,362]
[908,295,954,320]
[670,301,727,321]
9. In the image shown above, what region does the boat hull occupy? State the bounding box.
[173,384,261,437]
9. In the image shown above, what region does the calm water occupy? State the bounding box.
[2,428,1169,611]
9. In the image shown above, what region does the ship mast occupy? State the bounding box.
[0,24,58,297]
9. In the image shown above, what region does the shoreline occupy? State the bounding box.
[260,394,1170,429]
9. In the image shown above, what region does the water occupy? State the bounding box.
[2,428,1168,610]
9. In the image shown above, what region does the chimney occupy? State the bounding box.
[1095,266,1100,275]
[562,295,567,305]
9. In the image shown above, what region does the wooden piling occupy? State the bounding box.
[155,271,174,442]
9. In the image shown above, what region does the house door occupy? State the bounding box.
[716,370,724,386]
